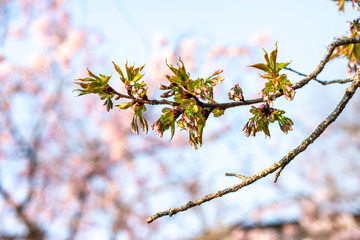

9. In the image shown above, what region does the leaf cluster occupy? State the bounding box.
[249,42,294,104]
[74,69,115,111]
[75,45,296,149]
[155,59,226,149]
[244,43,295,138]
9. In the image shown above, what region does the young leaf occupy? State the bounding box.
[249,63,270,72]
[87,68,101,81]
[269,42,278,70]
[170,122,176,141]
[112,61,125,81]
[117,102,132,110]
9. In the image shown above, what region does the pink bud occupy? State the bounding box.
[200,86,208,91]
[183,113,191,123]
[251,127,255,137]
[194,88,202,94]
[137,89,144,95]
[213,69,223,75]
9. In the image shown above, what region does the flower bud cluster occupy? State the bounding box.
[152,107,182,138]
[259,88,272,106]
[243,103,293,137]
[243,120,256,137]
[228,84,244,101]
[283,83,295,101]
[126,81,148,100]
[175,102,206,150]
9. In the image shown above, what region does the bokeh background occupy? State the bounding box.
[1,0,360,239]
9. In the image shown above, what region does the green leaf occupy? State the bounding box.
[105,98,113,112]
[100,74,112,83]
[263,49,270,66]
[180,99,195,109]
[139,115,148,134]
[131,114,139,135]
[170,122,175,141]
[112,61,125,80]
[212,108,225,117]
[132,73,144,82]
[77,77,94,82]
[269,42,278,70]
[87,68,100,81]
[277,61,291,71]
[117,102,131,110]
[249,63,270,73]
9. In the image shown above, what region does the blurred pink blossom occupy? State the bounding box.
[30,54,51,72]
[56,29,86,67]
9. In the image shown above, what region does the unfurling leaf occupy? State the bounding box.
[112,61,125,81]
[138,115,148,134]
[117,102,132,110]
[131,114,139,135]
[248,63,270,72]
[104,98,113,112]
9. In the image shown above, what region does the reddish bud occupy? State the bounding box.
[212,69,223,76]
[160,91,171,98]
[159,84,168,90]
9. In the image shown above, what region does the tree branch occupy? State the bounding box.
[225,172,247,180]
[113,37,360,111]
[292,36,360,89]
[285,67,353,85]
[146,67,360,224]
[0,186,44,239]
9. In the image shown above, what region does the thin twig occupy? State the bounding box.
[225,173,247,180]
[146,68,360,224]
[285,67,353,85]
[292,36,360,89]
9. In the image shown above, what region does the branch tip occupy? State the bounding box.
[225,173,247,180]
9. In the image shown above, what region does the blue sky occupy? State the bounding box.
[70,0,358,70]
